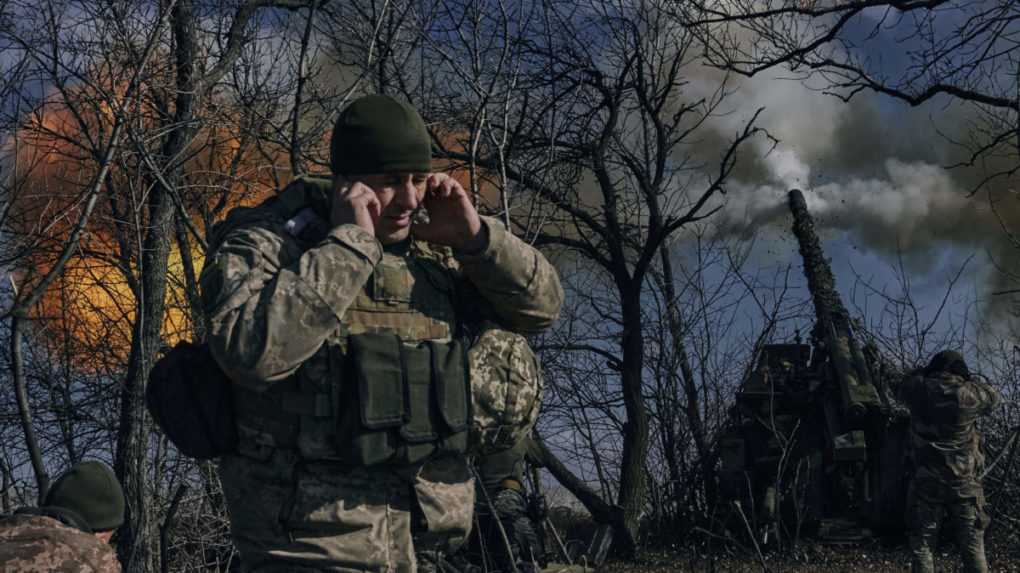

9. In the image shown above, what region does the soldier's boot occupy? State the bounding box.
[953,508,989,573]
[908,534,936,573]
[483,483,544,573]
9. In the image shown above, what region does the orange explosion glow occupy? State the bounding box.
[6,82,288,368]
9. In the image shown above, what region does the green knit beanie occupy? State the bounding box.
[330,94,432,175]
[926,350,970,378]
[44,461,125,532]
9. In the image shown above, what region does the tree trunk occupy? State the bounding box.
[159,484,188,573]
[1,458,12,513]
[614,289,648,556]
[115,183,176,571]
[115,3,196,570]
[173,214,205,343]
[10,315,50,503]
[525,436,622,526]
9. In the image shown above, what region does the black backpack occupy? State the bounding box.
[145,341,237,459]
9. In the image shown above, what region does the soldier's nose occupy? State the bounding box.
[397,179,419,211]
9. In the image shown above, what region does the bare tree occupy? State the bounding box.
[409,0,767,553]
[1,1,332,570]
[680,0,1020,191]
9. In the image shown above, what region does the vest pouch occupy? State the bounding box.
[340,333,471,467]
[397,338,438,464]
[395,340,470,464]
[340,332,406,466]
[430,339,470,456]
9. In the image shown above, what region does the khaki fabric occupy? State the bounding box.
[906,478,989,573]
[0,514,120,572]
[202,176,563,572]
[201,177,564,390]
[896,372,1002,488]
[896,371,1002,573]
[412,457,476,555]
[221,449,439,573]
[468,328,543,455]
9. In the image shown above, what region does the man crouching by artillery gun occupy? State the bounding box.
[718,190,1003,570]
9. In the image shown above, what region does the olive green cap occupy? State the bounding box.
[330,94,431,175]
[44,460,125,532]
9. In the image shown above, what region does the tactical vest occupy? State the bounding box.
[231,193,469,466]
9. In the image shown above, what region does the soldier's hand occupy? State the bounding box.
[331,177,381,235]
[413,173,486,252]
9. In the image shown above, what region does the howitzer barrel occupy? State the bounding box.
[788,189,850,329]
[788,189,881,423]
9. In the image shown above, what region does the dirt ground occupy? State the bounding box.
[597,541,1020,572]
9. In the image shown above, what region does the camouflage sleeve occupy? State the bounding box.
[454,216,564,334]
[969,376,1003,416]
[200,220,382,390]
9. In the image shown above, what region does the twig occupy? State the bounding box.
[732,501,770,573]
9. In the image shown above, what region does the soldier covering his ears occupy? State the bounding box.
[896,350,1002,573]
[200,94,563,572]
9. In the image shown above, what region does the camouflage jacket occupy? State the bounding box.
[895,371,1002,488]
[200,176,564,392]
[0,513,120,572]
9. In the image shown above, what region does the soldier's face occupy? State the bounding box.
[354,172,427,244]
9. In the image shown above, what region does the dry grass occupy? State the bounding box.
[597,540,1020,572]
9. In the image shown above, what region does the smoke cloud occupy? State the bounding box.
[527,12,1019,324]
[719,159,984,253]
[673,56,1020,326]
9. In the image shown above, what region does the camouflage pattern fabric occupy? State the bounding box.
[482,487,545,572]
[201,177,563,572]
[896,371,1002,573]
[221,449,470,572]
[906,478,988,573]
[0,513,120,572]
[468,327,543,455]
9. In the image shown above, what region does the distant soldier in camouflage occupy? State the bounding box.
[0,460,125,572]
[201,94,563,572]
[896,350,1002,573]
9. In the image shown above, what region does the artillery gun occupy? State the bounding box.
[718,189,911,545]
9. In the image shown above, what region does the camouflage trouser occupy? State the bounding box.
[906,478,989,573]
[219,447,474,573]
